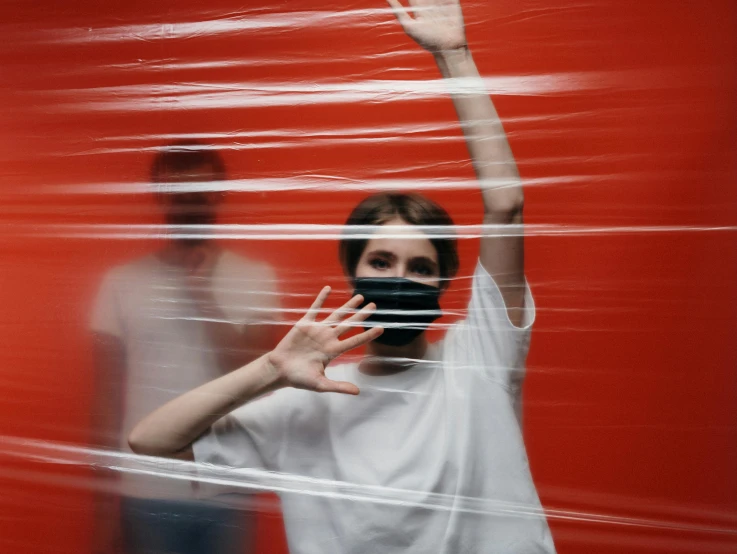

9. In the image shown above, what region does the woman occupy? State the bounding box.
[129,1,556,552]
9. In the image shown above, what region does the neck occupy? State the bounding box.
[156,239,218,266]
[359,335,429,376]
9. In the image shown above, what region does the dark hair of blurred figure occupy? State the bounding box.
[150,141,228,242]
[150,140,227,184]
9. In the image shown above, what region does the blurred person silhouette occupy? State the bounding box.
[90,141,280,554]
[127,1,556,553]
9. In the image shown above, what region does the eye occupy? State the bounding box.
[369,258,390,270]
[411,263,435,276]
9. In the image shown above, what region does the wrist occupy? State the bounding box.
[434,45,472,67]
[263,352,289,391]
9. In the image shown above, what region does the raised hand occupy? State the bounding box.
[267,288,383,395]
[386,0,467,54]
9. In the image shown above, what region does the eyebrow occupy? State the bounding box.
[367,250,439,271]
[367,250,397,261]
[412,257,440,271]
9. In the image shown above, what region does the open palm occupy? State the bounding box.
[387,0,467,53]
[268,287,383,395]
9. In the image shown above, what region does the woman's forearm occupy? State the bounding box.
[127,353,284,457]
[128,284,380,458]
[434,48,523,213]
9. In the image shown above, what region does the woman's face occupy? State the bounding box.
[354,217,441,288]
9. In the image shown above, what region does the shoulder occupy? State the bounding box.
[96,255,158,290]
[217,250,277,281]
[435,260,535,386]
[90,256,159,333]
[213,251,280,313]
[466,260,536,330]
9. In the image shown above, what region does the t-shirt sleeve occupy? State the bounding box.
[192,390,288,471]
[90,270,124,338]
[214,257,281,327]
[451,260,536,394]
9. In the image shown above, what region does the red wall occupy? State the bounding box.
[1,1,735,552]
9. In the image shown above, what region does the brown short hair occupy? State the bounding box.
[150,140,227,183]
[339,193,459,288]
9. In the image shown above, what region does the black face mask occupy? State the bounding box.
[353,278,442,347]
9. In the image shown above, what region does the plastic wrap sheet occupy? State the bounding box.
[1,1,736,553]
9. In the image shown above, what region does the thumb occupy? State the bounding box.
[314,377,360,396]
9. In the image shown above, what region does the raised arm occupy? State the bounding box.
[387,0,526,325]
[128,290,382,459]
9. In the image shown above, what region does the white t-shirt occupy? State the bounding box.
[194,261,556,553]
[91,250,279,500]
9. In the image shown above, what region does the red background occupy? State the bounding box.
[1,1,736,552]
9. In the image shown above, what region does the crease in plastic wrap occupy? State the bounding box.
[1,1,736,554]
